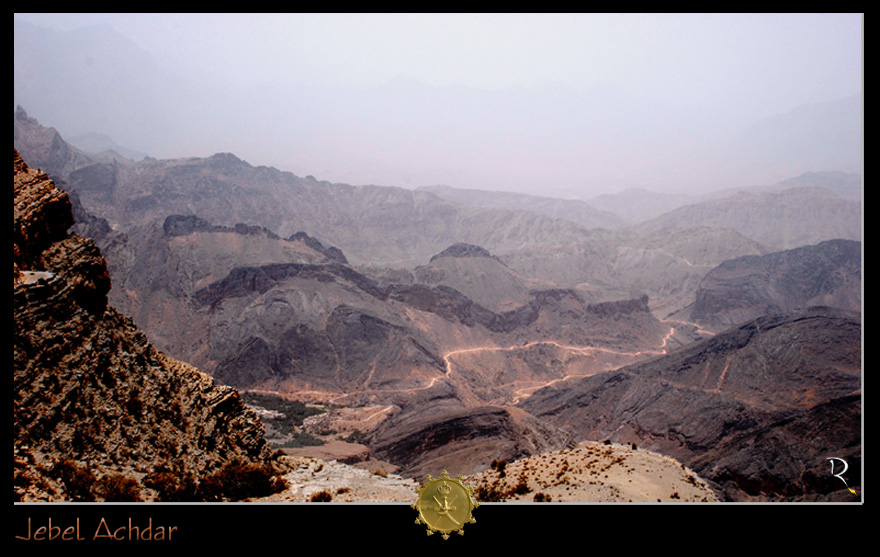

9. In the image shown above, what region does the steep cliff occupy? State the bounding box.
[14,150,284,502]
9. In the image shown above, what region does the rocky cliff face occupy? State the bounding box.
[14,150,282,502]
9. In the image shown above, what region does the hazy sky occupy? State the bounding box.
[14,13,863,197]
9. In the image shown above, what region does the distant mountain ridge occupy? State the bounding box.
[731,94,862,183]
[13,106,94,179]
[708,170,862,202]
[586,187,700,224]
[14,108,596,267]
[420,185,626,230]
[15,19,861,196]
[634,185,861,250]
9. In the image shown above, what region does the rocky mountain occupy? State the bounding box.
[13,108,801,325]
[14,150,285,502]
[730,94,862,185]
[520,308,862,501]
[413,243,546,312]
[96,213,349,362]
[189,248,671,402]
[13,108,862,501]
[708,170,862,202]
[499,226,768,318]
[633,185,861,251]
[59,197,665,480]
[419,184,627,230]
[585,187,700,224]
[367,404,577,479]
[155,233,675,478]
[14,109,595,268]
[689,239,861,330]
[13,106,94,179]
[66,131,149,161]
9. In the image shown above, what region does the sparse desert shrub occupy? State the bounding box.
[533,492,552,502]
[13,468,33,490]
[96,473,143,502]
[241,392,324,435]
[512,474,530,496]
[474,483,505,502]
[144,468,200,502]
[310,490,333,502]
[490,459,508,477]
[52,459,96,501]
[275,430,325,448]
[341,429,367,444]
[200,459,287,501]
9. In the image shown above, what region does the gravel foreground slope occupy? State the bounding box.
[254,440,717,503]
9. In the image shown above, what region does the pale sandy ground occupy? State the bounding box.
[465,441,718,503]
[253,440,717,503]
[254,456,420,502]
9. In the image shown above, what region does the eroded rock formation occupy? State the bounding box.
[14,150,283,501]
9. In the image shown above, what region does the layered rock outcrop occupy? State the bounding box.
[14,150,282,501]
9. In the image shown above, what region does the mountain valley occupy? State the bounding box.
[13,104,862,503]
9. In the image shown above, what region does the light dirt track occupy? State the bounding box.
[261,318,714,407]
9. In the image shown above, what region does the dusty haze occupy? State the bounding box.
[13,13,863,198]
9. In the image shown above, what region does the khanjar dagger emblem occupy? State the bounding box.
[412,470,479,540]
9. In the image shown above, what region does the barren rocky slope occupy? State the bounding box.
[13,106,94,180]
[11,107,771,322]
[420,184,627,230]
[12,128,675,485]
[15,105,595,268]
[688,239,861,330]
[498,226,769,318]
[466,441,718,502]
[13,109,862,504]
[520,308,862,501]
[14,150,284,502]
[255,440,718,503]
[633,186,861,251]
[412,243,550,312]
